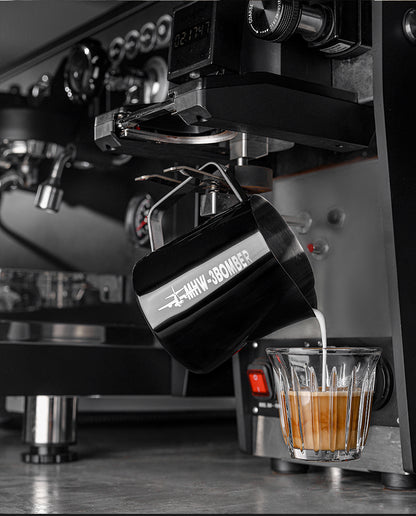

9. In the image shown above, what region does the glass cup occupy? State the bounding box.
[266,347,381,462]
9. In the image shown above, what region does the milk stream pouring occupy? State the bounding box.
[313,308,327,390]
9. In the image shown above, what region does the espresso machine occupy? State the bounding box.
[0,1,235,464]
[91,0,416,490]
[2,0,416,488]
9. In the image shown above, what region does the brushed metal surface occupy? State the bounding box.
[253,415,406,475]
[268,158,391,340]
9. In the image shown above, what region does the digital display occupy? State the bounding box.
[168,1,244,83]
[173,20,211,49]
[168,2,215,82]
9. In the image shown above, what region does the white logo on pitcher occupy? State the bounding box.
[158,250,252,311]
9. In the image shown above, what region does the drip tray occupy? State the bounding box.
[0,319,169,396]
[0,319,154,347]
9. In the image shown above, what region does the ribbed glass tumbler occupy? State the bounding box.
[266,347,381,462]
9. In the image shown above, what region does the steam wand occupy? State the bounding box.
[34,144,76,214]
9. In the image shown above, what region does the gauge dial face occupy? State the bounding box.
[125,194,154,247]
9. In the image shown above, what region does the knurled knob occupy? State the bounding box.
[247,0,301,42]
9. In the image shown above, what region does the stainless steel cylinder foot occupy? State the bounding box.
[22,445,77,464]
[270,458,310,474]
[22,396,78,464]
[382,472,416,491]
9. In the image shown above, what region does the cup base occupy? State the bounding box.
[292,448,361,462]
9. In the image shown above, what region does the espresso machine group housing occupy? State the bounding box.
[0,0,416,489]
[0,0,236,464]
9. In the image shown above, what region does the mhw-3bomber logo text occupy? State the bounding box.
[158,250,252,311]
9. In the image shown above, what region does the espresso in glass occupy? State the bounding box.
[267,310,381,463]
[281,389,370,453]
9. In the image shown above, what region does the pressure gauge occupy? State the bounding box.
[64,39,108,103]
[125,194,154,247]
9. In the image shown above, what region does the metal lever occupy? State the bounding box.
[148,176,195,252]
[165,163,247,202]
[140,163,311,241]
[120,99,176,128]
[135,174,182,187]
[147,163,247,252]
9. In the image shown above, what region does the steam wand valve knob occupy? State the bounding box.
[35,144,75,213]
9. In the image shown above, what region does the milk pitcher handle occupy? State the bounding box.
[147,165,248,252]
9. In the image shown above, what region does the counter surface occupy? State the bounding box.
[0,415,415,514]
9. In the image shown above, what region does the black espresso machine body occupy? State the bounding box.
[0,1,237,464]
[0,1,238,394]
[1,0,416,484]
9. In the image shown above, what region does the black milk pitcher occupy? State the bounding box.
[132,169,317,373]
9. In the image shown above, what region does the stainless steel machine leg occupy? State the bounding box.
[22,396,78,464]
[381,472,416,491]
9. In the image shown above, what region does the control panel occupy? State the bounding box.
[63,7,174,109]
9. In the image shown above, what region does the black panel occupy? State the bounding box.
[0,342,171,396]
[374,1,416,473]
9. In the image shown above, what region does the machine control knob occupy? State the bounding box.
[64,39,108,104]
[108,36,126,65]
[247,0,327,43]
[372,357,393,411]
[307,239,329,259]
[327,207,346,228]
[125,29,141,60]
[403,9,416,44]
[140,22,157,53]
[156,14,173,48]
